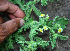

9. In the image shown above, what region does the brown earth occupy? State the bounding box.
[2,0,70,51]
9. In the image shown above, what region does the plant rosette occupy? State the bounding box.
[0,0,68,51]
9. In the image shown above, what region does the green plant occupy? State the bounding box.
[0,0,69,51]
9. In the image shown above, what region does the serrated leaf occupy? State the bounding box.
[37,0,40,2]
[61,25,66,29]
[18,41,23,43]
[47,20,53,26]
[56,18,69,25]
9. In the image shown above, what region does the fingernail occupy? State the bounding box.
[20,19,24,27]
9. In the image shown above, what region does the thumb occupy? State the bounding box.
[0,18,24,43]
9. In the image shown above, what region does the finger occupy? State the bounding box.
[8,14,16,19]
[0,18,24,43]
[0,35,6,44]
[0,16,4,24]
[2,18,24,36]
[0,0,9,12]
[0,0,25,18]
[7,2,25,18]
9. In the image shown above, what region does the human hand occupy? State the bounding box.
[0,0,25,44]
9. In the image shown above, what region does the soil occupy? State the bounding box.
[2,0,70,51]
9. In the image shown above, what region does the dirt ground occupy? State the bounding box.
[2,0,70,51]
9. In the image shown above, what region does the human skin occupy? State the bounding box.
[0,0,25,43]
